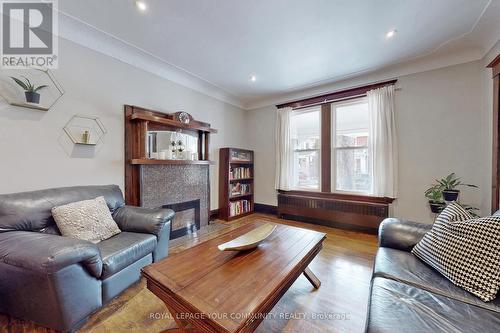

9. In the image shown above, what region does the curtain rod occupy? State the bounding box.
[291,86,402,110]
[276,79,398,109]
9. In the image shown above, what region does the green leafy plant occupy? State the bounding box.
[10,76,47,93]
[424,185,444,203]
[456,203,480,218]
[436,173,477,191]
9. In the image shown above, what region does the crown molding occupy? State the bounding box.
[56,11,246,109]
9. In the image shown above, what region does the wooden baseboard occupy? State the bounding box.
[254,203,278,215]
[209,209,219,220]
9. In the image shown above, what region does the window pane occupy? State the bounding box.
[291,108,321,150]
[336,148,371,192]
[335,100,369,147]
[291,107,321,190]
[293,150,320,189]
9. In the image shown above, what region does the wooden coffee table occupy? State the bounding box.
[142,221,326,333]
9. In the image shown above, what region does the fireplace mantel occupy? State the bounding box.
[130,159,215,165]
[124,105,217,212]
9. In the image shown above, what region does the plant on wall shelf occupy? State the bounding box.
[425,173,479,216]
[10,76,48,104]
[457,203,480,218]
[425,185,445,213]
[435,172,477,201]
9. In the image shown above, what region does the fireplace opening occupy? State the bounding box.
[162,199,201,239]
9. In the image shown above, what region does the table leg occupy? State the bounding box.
[303,267,321,289]
[160,305,201,333]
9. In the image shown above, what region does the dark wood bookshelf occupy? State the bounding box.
[219,148,254,221]
[229,177,253,182]
[229,193,253,200]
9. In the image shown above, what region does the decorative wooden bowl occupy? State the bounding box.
[218,223,277,251]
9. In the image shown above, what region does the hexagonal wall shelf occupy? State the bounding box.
[63,115,106,146]
[0,68,64,111]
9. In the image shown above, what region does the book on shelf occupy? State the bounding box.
[230,167,251,180]
[230,183,252,197]
[230,150,252,162]
[229,200,251,217]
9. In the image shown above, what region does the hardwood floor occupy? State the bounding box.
[0,213,378,333]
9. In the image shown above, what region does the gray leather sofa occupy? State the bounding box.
[0,185,174,332]
[366,218,500,332]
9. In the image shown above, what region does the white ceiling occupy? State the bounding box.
[58,0,500,109]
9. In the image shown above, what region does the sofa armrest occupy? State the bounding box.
[113,206,173,261]
[0,231,102,277]
[113,206,174,237]
[378,218,432,252]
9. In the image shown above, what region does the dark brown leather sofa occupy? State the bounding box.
[0,185,174,332]
[366,218,500,332]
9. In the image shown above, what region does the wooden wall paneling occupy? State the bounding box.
[321,104,331,192]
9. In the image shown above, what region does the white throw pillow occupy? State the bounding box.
[52,196,121,243]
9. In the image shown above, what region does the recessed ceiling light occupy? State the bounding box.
[386,29,397,38]
[135,0,147,11]
[250,75,257,82]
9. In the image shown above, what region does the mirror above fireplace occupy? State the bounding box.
[146,130,199,161]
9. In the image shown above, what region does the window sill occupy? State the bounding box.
[277,189,395,204]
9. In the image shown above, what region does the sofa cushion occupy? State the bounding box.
[97,232,157,279]
[366,277,500,333]
[374,247,500,313]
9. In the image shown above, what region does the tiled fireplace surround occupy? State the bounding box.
[139,164,209,239]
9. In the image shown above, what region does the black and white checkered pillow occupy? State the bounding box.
[412,202,500,301]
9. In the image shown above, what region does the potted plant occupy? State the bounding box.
[458,204,480,218]
[10,76,48,104]
[436,173,477,201]
[425,185,445,213]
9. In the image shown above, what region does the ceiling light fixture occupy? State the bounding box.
[386,29,397,38]
[250,75,257,82]
[135,0,147,12]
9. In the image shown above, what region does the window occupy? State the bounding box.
[290,106,321,190]
[332,98,371,193]
[278,81,396,199]
[287,98,372,193]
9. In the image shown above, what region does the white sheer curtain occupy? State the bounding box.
[368,85,398,197]
[275,107,293,190]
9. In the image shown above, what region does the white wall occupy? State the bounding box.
[246,60,489,223]
[0,38,249,210]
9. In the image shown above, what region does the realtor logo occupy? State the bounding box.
[1,0,58,68]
